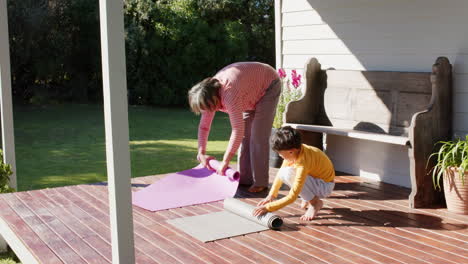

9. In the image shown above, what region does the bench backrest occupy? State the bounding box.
[318,70,432,136]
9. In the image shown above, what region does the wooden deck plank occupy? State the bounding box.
[55,187,172,264]
[70,185,212,264]
[199,201,360,264]
[271,187,468,263]
[220,180,468,264]
[80,184,232,264]
[241,196,453,264]
[234,183,466,264]
[322,198,464,260]
[127,177,284,264]
[336,203,468,257]
[337,177,468,231]
[203,201,383,264]
[179,201,326,264]
[35,189,113,262]
[131,196,280,264]
[236,190,395,264]
[329,187,466,232]
[46,187,157,264]
[334,186,468,239]
[240,198,411,264]
[15,191,110,264]
[1,193,85,263]
[324,183,468,251]
[324,198,468,262]
[340,175,468,225]
[204,200,361,264]
[126,178,256,264]
[73,188,181,263]
[0,196,62,264]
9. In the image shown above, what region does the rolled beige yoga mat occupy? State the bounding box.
[223,198,283,229]
[167,198,283,242]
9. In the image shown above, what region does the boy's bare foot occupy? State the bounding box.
[248,186,267,193]
[300,200,308,210]
[300,199,323,221]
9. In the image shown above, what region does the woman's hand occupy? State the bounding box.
[216,160,229,176]
[252,206,268,217]
[257,196,274,206]
[197,153,215,170]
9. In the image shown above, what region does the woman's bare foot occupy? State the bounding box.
[300,199,323,221]
[248,186,267,193]
[300,200,308,210]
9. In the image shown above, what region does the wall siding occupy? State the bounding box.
[277,0,468,186]
[279,0,468,136]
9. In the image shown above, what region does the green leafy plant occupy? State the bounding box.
[0,150,14,193]
[273,69,303,128]
[429,135,468,190]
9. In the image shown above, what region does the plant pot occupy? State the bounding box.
[443,167,468,215]
[269,128,283,168]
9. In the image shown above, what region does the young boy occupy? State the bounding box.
[253,126,335,221]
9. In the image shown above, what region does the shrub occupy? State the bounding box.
[0,150,14,193]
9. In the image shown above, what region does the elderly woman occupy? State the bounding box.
[188,62,280,192]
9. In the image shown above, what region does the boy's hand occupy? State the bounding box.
[257,196,274,206]
[197,153,215,170]
[252,206,268,217]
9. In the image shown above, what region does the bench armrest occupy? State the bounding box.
[408,57,452,208]
[284,57,325,125]
[409,57,452,144]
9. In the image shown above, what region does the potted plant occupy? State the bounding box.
[269,68,303,168]
[430,135,468,214]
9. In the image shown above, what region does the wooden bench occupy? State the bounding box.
[284,57,452,208]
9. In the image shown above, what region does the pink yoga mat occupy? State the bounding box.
[132,159,240,211]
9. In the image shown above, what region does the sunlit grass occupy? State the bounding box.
[13,104,232,191]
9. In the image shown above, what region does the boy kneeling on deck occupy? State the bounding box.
[253,126,335,221]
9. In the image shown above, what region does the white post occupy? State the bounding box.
[99,0,135,263]
[0,0,17,190]
[0,0,16,253]
[275,0,283,70]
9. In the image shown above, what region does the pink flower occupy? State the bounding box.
[278,68,286,79]
[291,70,301,88]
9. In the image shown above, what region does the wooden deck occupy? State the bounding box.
[1,169,467,264]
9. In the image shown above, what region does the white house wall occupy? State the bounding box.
[278,0,468,187]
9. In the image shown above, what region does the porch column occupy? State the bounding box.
[275,0,282,69]
[99,0,135,263]
[0,0,17,252]
[0,0,17,191]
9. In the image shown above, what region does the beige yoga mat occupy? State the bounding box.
[167,198,283,242]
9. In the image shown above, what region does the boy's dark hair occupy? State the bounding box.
[271,126,302,152]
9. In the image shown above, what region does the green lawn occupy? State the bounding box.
[13,104,232,191]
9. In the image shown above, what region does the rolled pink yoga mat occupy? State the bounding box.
[132,159,240,211]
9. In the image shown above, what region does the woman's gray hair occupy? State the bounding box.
[188,77,221,114]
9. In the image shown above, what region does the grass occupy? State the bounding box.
[12,104,232,191]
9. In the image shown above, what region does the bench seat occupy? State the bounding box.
[285,123,410,146]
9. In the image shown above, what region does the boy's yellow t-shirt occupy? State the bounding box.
[265,144,335,212]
